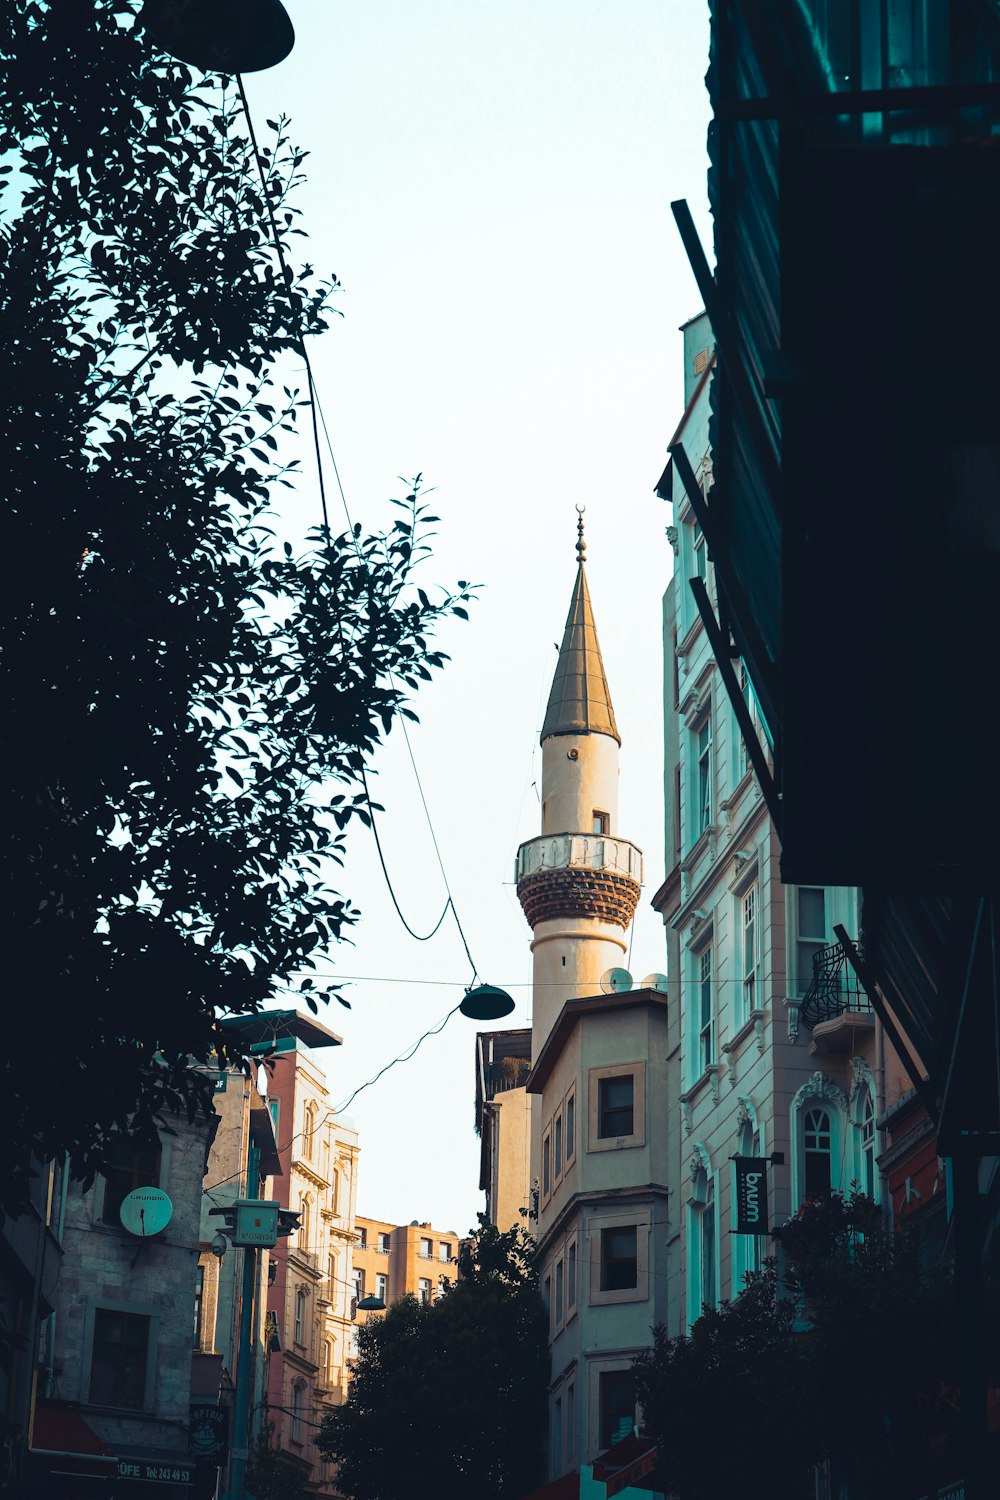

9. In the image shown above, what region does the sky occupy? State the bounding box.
[243,1,714,1237]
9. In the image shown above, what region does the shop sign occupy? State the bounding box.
[188,1403,230,1464]
[733,1156,769,1234]
[117,1458,194,1485]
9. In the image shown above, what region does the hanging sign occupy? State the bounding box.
[733,1156,769,1235]
[188,1404,230,1464]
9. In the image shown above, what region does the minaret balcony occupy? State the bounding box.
[516,833,643,928]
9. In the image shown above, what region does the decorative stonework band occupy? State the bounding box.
[517,866,641,929]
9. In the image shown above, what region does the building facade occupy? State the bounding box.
[29,1102,216,1500]
[351,1217,460,1315]
[655,310,910,1336]
[515,520,671,1480]
[263,1021,359,1496]
[475,1027,532,1232]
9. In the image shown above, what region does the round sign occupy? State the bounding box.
[119,1187,173,1237]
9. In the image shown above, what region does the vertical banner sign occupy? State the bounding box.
[733,1157,769,1235]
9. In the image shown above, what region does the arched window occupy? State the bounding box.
[858,1085,877,1200]
[299,1194,312,1254]
[322,1338,332,1386]
[803,1108,833,1199]
[291,1381,305,1443]
[294,1287,307,1345]
[686,1153,717,1328]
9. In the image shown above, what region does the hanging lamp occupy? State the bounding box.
[141,0,295,74]
[459,984,516,1022]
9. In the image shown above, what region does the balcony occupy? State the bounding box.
[800,939,874,1050]
[515,833,643,883]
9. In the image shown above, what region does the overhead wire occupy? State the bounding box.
[235,77,480,978]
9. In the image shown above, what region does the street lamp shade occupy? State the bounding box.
[357,1294,386,1312]
[459,984,516,1022]
[141,0,295,74]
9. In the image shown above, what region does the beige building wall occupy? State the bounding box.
[486,1085,532,1232]
[352,1216,459,1317]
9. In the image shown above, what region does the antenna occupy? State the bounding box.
[600,967,633,995]
[641,972,669,993]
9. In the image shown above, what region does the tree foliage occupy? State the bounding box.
[634,1192,962,1500]
[318,1220,548,1499]
[246,1420,311,1500]
[0,1,473,1206]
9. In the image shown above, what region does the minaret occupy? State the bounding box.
[517,512,643,1057]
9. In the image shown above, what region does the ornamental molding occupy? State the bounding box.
[680,1100,693,1136]
[782,996,801,1044]
[791,1070,847,1114]
[689,1142,712,1181]
[848,1055,874,1104]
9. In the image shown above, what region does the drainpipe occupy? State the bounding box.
[874,1015,888,1219]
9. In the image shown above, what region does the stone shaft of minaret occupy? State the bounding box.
[516,513,642,1057]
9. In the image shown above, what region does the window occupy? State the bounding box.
[566,1381,575,1461]
[739,883,760,1024]
[554,1113,563,1177]
[419,1237,433,1259]
[418,1278,431,1305]
[696,715,713,834]
[438,1241,451,1262]
[303,1102,317,1159]
[555,1258,564,1323]
[294,1288,307,1345]
[693,521,707,582]
[589,1066,645,1152]
[700,1183,716,1310]
[193,1265,204,1349]
[291,1382,305,1443]
[101,1135,160,1226]
[592,810,610,835]
[599,1369,635,1450]
[698,945,714,1071]
[600,1227,638,1292]
[377,1231,390,1254]
[322,1339,332,1385]
[737,659,763,779]
[353,1268,365,1301]
[567,1240,577,1309]
[543,1132,551,1196]
[90,1309,149,1409]
[543,1275,551,1314]
[796,886,827,994]
[299,1195,312,1254]
[566,1091,576,1161]
[357,1225,368,1249]
[860,1089,877,1199]
[804,1108,833,1199]
[552,1397,562,1473]
[598,1076,634,1139]
[376,1272,387,1302]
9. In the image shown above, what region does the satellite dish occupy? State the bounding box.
[600,968,633,995]
[120,1187,173,1238]
[641,972,669,993]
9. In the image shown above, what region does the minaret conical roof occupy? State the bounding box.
[540,516,620,745]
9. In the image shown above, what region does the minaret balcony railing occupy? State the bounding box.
[515,833,643,885]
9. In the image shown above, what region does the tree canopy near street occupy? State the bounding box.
[317,1220,549,1499]
[634,1191,965,1500]
[0,1,472,1206]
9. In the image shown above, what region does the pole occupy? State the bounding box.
[228,1142,260,1500]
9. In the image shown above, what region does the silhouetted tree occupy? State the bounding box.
[634,1192,962,1500]
[0,1,472,1206]
[318,1220,548,1499]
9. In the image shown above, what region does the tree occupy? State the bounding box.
[633,1192,962,1500]
[318,1220,548,1499]
[246,1420,311,1500]
[0,2,473,1206]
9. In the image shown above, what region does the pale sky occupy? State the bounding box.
[244,1,713,1236]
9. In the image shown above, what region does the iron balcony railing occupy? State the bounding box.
[800,938,873,1031]
[515,832,643,884]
